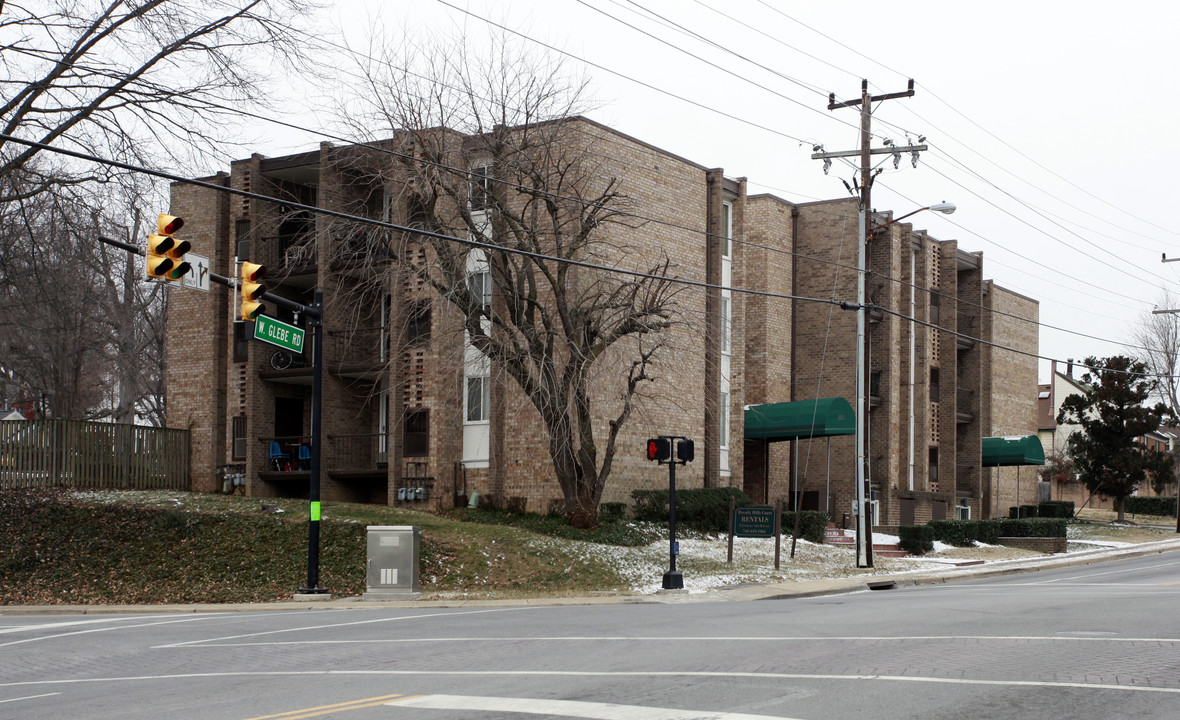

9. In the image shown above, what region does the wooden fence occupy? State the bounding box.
[0,419,189,491]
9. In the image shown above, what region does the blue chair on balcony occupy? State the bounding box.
[297,444,311,470]
[269,441,291,471]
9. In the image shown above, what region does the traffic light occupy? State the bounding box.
[646,437,671,462]
[145,214,188,281]
[160,214,190,281]
[240,261,266,321]
[676,438,695,463]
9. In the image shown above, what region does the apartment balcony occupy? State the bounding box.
[329,224,392,271]
[957,313,976,350]
[255,433,391,502]
[263,233,318,289]
[956,386,976,423]
[327,326,388,380]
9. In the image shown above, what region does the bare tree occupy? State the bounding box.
[0,177,167,423]
[1135,291,1180,420]
[336,36,682,527]
[0,0,316,202]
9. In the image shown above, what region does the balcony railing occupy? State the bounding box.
[328,433,388,470]
[327,326,388,367]
[259,435,311,472]
[330,225,391,266]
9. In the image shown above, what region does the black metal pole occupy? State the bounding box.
[662,438,683,590]
[301,288,325,594]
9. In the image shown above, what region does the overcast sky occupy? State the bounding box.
[252,0,1180,384]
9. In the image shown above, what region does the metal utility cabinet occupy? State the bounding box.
[364,525,421,599]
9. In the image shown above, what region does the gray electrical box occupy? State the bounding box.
[364,525,420,599]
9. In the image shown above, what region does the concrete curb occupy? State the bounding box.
[5,538,1180,616]
[721,536,1180,602]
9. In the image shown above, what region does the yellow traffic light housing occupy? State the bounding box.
[146,233,175,279]
[240,261,266,321]
[146,214,188,281]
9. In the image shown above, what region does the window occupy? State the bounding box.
[469,164,493,210]
[720,201,733,258]
[930,368,940,401]
[231,415,247,460]
[380,294,391,362]
[403,409,429,457]
[378,390,389,455]
[466,376,490,423]
[929,448,939,481]
[720,296,731,354]
[405,300,431,347]
[233,321,249,363]
[467,269,491,312]
[720,390,730,449]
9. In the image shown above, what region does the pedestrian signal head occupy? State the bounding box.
[646,437,671,462]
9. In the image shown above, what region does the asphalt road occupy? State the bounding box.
[3,551,1180,720]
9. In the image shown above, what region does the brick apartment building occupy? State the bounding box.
[165,116,1039,526]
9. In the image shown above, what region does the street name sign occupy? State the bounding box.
[734,505,776,538]
[253,315,305,353]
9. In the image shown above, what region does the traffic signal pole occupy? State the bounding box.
[98,234,328,595]
[303,288,325,594]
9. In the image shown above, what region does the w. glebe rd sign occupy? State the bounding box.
[253,314,305,353]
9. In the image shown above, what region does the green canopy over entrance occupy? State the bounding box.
[744,397,856,442]
[981,435,1045,467]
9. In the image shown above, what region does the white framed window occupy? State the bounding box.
[469,164,493,211]
[720,296,731,355]
[720,390,730,450]
[467,268,491,313]
[465,375,490,423]
[720,200,733,258]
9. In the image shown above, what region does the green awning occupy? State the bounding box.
[744,397,855,442]
[982,435,1045,466]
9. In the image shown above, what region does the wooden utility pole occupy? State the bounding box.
[813,80,924,568]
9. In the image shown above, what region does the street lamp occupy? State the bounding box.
[853,200,956,568]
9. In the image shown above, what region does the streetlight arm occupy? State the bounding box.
[869,202,956,233]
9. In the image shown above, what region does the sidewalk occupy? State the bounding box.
[7,536,1180,616]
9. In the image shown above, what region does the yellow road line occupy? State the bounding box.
[242,694,405,720]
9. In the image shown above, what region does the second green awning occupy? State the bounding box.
[744,397,855,442]
[982,435,1046,466]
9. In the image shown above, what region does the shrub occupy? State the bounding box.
[1038,501,1075,519]
[898,524,934,555]
[928,519,1004,546]
[997,517,1067,538]
[631,487,752,532]
[1124,496,1178,517]
[598,502,626,523]
[780,510,830,544]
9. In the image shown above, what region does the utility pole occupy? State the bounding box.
[1153,254,1180,534]
[813,79,926,568]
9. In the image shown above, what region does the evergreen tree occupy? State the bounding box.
[1058,356,1175,521]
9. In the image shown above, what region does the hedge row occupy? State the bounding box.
[925,517,1067,547]
[631,487,751,532]
[1037,501,1075,519]
[898,524,934,555]
[1124,496,1178,517]
[629,489,828,540]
